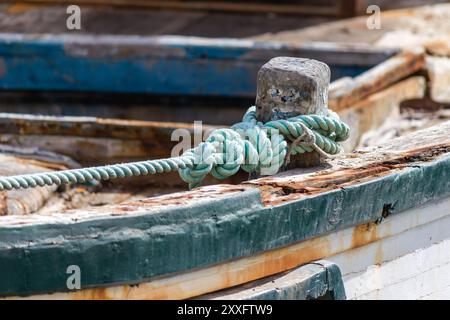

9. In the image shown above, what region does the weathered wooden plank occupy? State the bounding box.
[250,4,450,48]
[199,260,346,300]
[9,195,450,300]
[11,0,343,16]
[0,121,448,298]
[0,92,247,125]
[0,72,425,166]
[0,113,217,140]
[338,76,426,151]
[353,240,450,299]
[0,33,396,97]
[0,154,62,216]
[0,3,336,39]
[0,134,165,165]
[0,144,79,169]
[0,114,218,166]
[329,49,426,111]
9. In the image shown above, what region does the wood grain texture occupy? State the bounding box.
[0,121,448,298]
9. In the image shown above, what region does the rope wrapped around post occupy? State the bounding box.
[0,106,349,191]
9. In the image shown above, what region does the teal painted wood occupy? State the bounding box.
[200,260,346,300]
[0,148,448,297]
[0,34,396,97]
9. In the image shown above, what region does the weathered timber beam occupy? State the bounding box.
[329,49,426,111]
[0,33,396,97]
[198,260,346,300]
[338,76,426,151]
[0,113,217,141]
[0,121,448,298]
[0,134,168,166]
[0,144,79,169]
[10,1,343,16]
[12,196,450,299]
[0,73,426,167]
[0,154,61,215]
[0,66,426,165]
[0,114,218,166]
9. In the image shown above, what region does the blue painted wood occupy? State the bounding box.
[0,34,397,97]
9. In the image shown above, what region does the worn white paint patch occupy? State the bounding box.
[329,196,450,277]
[343,238,450,300]
[419,283,450,300]
[327,197,450,300]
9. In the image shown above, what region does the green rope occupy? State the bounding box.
[0,107,349,191]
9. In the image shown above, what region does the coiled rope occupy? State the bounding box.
[0,107,349,191]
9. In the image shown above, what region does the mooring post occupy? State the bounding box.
[255,56,331,168]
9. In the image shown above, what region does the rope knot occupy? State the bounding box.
[178,106,349,188]
[0,106,350,191]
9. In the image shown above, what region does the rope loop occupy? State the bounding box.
[178,106,348,187]
[0,106,349,191]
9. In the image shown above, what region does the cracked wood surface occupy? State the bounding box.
[328,49,425,111]
[1,121,448,224]
[0,154,62,216]
[0,50,425,167]
[0,122,448,298]
[0,113,218,166]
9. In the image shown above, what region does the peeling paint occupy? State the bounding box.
[249,143,450,206]
[0,122,448,298]
[0,33,391,97]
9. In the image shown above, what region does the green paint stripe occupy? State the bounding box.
[0,155,449,297]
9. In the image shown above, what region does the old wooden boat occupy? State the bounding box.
[0,2,449,300]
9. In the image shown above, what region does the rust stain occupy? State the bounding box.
[374,242,384,266]
[351,222,379,248]
[39,234,333,300]
[7,214,401,300]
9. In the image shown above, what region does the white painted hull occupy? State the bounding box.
[328,197,450,300]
